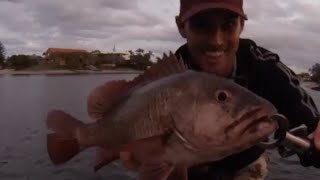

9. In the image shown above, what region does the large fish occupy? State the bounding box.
[46,52,278,180]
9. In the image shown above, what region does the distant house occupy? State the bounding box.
[43,48,89,66]
[93,52,130,69]
[29,54,43,62]
[99,52,127,62]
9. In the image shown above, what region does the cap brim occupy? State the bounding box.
[180,2,248,22]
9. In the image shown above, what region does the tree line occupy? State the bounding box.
[309,63,320,83]
[0,41,155,71]
[0,41,5,67]
[0,41,320,83]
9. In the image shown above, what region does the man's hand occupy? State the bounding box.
[299,120,320,168]
[312,121,320,151]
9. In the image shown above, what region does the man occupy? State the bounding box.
[121,0,320,179]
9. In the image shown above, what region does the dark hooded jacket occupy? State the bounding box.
[175,38,320,179]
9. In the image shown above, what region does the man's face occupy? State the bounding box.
[176,10,243,77]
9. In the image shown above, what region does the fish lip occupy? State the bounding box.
[240,106,278,133]
[224,107,263,135]
[237,107,264,124]
[233,106,277,129]
[224,107,278,143]
[242,115,275,134]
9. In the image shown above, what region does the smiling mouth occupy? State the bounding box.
[205,51,224,60]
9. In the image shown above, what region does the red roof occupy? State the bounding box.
[45,48,89,54]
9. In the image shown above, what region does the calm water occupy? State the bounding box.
[0,74,320,180]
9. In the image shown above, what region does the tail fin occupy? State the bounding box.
[47,133,80,164]
[46,110,84,164]
[47,110,83,136]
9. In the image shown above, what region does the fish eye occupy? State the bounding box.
[215,91,229,102]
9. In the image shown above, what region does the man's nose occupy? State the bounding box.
[208,28,224,46]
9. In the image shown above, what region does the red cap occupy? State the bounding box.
[179,0,248,22]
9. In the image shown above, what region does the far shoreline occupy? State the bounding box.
[1,68,320,91]
[0,69,142,75]
[310,86,320,91]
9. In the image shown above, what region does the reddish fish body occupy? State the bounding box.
[46,53,278,180]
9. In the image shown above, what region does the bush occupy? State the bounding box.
[309,63,320,83]
[7,55,38,70]
[0,42,5,65]
[127,49,154,70]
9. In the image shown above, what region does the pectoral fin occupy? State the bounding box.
[139,162,174,180]
[167,166,188,180]
[94,148,119,171]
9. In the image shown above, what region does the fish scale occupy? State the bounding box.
[128,87,173,140]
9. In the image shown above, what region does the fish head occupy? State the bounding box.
[171,72,278,158]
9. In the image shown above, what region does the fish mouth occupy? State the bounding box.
[223,107,278,146]
[242,115,275,134]
[173,107,277,153]
[226,107,276,133]
[237,108,279,146]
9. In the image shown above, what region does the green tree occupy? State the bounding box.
[135,48,144,55]
[128,50,133,55]
[53,53,88,69]
[129,49,154,70]
[0,41,5,66]
[7,55,38,70]
[309,63,320,83]
[91,50,101,55]
[296,72,311,81]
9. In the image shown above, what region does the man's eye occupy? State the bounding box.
[190,18,207,29]
[223,21,235,30]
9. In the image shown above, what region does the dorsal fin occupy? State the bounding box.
[87,80,130,120]
[130,51,188,87]
[87,51,188,121]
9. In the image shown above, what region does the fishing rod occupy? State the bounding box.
[258,114,317,158]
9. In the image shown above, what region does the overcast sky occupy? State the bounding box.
[0,0,319,73]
